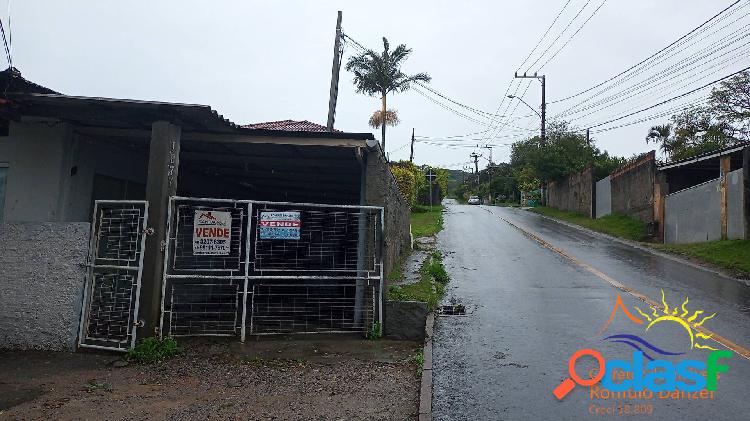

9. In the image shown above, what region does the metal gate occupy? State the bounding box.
[160,197,383,340]
[78,201,149,351]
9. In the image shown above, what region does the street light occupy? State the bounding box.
[507,95,541,118]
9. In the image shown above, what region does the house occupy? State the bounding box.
[0,68,410,351]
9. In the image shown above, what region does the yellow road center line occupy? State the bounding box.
[487,208,750,361]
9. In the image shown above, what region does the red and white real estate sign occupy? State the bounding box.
[193,210,232,255]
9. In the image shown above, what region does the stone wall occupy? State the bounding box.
[364,149,411,279]
[0,222,90,350]
[547,168,595,217]
[611,151,656,223]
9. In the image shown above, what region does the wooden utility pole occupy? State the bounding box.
[586,128,591,146]
[409,128,415,162]
[326,11,343,131]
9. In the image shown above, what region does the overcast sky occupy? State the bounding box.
[9,1,750,170]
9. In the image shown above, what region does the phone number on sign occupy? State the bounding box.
[589,403,654,416]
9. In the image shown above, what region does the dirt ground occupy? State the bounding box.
[0,337,421,420]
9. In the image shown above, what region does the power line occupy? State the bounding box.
[585,65,750,129]
[557,10,750,118]
[516,0,574,72]
[548,0,744,104]
[538,0,609,70]
[524,0,594,73]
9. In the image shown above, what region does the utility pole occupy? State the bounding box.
[514,72,546,144]
[482,145,493,165]
[470,152,480,191]
[409,128,415,162]
[586,128,591,146]
[425,167,436,211]
[326,11,343,131]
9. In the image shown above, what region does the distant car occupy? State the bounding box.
[468,196,480,205]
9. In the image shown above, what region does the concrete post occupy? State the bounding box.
[139,121,181,338]
[720,155,731,240]
[354,148,367,327]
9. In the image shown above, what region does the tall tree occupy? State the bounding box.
[511,121,623,183]
[647,70,749,161]
[346,37,431,149]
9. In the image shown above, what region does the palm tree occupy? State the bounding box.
[346,37,431,150]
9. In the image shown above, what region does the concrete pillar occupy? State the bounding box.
[720,155,731,240]
[139,121,181,338]
[744,146,750,240]
[653,172,667,243]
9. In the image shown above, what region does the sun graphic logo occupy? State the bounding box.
[632,290,718,352]
[552,291,734,400]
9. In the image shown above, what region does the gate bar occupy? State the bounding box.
[240,201,253,342]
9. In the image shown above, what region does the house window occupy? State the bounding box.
[0,164,7,222]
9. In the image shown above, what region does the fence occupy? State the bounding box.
[160,197,384,340]
[665,179,721,244]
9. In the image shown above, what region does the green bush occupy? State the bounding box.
[126,337,180,363]
[367,321,382,340]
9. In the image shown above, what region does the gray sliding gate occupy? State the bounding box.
[160,197,384,340]
[78,201,149,351]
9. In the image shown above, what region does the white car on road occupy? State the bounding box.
[468,196,480,205]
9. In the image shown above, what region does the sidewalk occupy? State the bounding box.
[0,338,421,420]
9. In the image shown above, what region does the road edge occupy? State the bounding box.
[418,312,434,421]
[522,208,750,287]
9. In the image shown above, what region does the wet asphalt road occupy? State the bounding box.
[432,201,750,420]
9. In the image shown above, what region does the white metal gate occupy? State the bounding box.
[78,201,149,351]
[160,197,383,340]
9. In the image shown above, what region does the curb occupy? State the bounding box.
[524,209,750,287]
[418,312,434,421]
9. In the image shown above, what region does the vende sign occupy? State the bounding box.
[259,211,301,240]
[193,210,232,255]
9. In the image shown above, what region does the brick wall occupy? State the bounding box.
[547,168,595,217]
[611,151,656,223]
[0,222,89,350]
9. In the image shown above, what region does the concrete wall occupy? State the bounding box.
[611,151,656,224]
[384,300,427,341]
[0,121,71,222]
[0,222,90,350]
[665,179,721,244]
[0,122,150,223]
[364,149,411,279]
[727,168,746,240]
[547,168,594,217]
[595,176,612,219]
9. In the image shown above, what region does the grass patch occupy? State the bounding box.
[388,250,449,311]
[411,205,444,238]
[126,337,179,364]
[649,240,750,278]
[411,350,425,373]
[367,321,382,340]
[529,207,647,242]
[387,250,410,283]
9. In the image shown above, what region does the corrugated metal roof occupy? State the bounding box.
[243,120,339,132]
